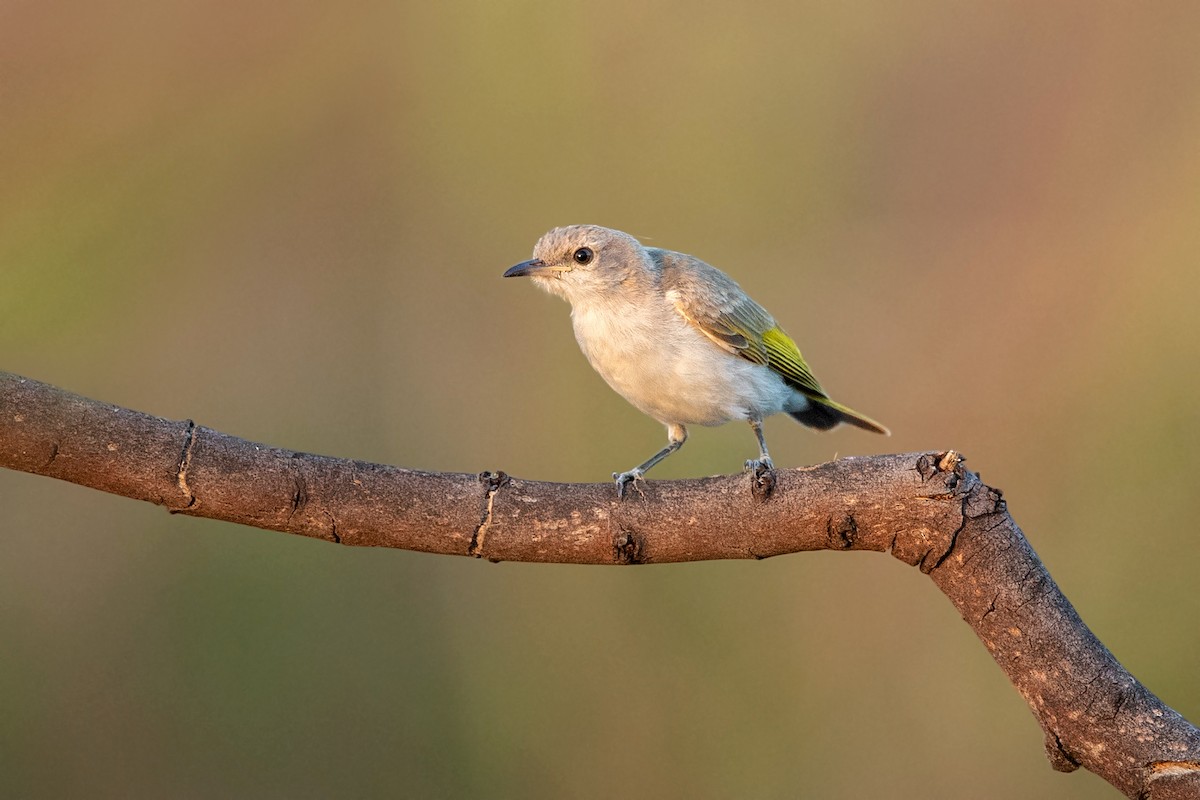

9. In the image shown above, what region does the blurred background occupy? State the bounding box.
[2,1,1198,797]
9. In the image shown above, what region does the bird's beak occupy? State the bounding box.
[503,258,548,278]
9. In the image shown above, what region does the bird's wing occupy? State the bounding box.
[655,249,828,399]
[760,325,827,400]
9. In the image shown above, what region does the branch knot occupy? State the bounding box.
[470,471,509,558]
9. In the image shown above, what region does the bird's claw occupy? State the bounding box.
[613,469,644,500]
[744,458,777,500]
[744,457,774,473]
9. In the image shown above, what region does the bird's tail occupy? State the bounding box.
[789,396,890,435]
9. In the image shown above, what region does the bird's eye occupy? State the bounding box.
[573,247,594,265]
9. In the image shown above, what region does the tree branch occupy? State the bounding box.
[2,370,1197,797]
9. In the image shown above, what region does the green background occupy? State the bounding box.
[3,2,1198,797]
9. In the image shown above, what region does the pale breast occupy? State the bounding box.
[570,296,792,426]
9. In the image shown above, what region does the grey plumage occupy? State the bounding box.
[504,225,887,497]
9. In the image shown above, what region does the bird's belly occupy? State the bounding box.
[573,308,791,426]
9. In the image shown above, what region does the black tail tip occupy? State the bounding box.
[788,404,841,431]
[789,404,890,435]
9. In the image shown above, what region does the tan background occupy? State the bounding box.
[2,2,1198,797]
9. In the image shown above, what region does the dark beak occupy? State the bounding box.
[503,258,546,278]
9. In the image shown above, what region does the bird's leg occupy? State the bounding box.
[614,424,687,499]
[745,419,777,500]
[744,419,774,472]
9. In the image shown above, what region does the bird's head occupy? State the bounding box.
[504,225,652,304]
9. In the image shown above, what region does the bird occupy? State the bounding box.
[503,225,888,498]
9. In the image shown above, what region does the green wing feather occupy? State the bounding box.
[656,248,826,395]
[762,325,890,434]
[761,326,826,399]
[657,248,889,436]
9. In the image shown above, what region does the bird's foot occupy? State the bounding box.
[613,468,645,500]
[744,458,776,501]
[744,457,774,473]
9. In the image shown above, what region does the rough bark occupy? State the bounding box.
[1,370,1197,797]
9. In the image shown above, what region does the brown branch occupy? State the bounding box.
[2,370,1198,797]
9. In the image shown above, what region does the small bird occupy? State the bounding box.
[504,225,888,497]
